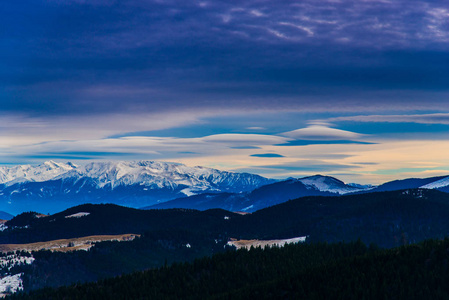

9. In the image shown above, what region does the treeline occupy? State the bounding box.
[8,238,449,299]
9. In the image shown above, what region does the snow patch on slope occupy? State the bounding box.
[0,273,23,295]
[0,252,35,296]
[421,176,449,189]
[0,161,77,186]
[65,212,90,219]
[0,254,34,270]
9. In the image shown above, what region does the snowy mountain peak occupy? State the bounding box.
[0,160,273,195]
[70,160,273,191]
[296,175,365,195]
[44,160,78,169]
[0,160,276,214]
[0,161,77,185]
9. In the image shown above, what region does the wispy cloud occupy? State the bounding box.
[202,134,288,145]
[257,160,360,172]
[324,113,449,125]
[246,127,266,130]
[250,153,285,158]
[282,125,364,140]
[278,22,314,36]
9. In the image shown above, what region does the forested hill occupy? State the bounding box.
[235,188,449,247]
[9,238,449,299]
[0,205,240,244]
[4,188,449,248]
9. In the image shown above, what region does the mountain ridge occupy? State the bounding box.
[146,175,358,212]
[0,161,274,214]
[2,160,449,215]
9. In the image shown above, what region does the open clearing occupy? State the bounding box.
[0,234,140,253]
[227,236,307,250]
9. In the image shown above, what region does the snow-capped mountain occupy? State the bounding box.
[54,161,271,193]
[296,175,367,194]
[0,161,273,192]
[0,161,275,214]
[2,160,449,215]
[0,161,77,186]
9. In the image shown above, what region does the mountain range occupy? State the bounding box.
[147,174,449,212]
[2,160,449,215]
[0,161,273,214]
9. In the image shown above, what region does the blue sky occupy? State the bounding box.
[2,0,449,183]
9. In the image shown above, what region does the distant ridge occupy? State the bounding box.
[365,175,449,193]
[0,211,13,220]
[147,175,368,212]
[147,174,449,212]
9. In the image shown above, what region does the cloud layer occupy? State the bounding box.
[2,1,449,183]
[2,0,449,119]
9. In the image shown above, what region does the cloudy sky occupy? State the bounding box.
[2,0,449,184]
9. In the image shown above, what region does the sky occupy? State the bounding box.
[1,0,449,184]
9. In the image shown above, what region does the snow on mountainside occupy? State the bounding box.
[0,161,272,193]
[54,161,273,193]
[3,160,449,215]
[296,175,366,194]
[0,161,77,186]
[0,161,275,214]
[420,176,449,189]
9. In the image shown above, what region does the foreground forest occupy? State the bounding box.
[8,238,449,299]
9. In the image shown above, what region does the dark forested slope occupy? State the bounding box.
[9,238,449,300]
